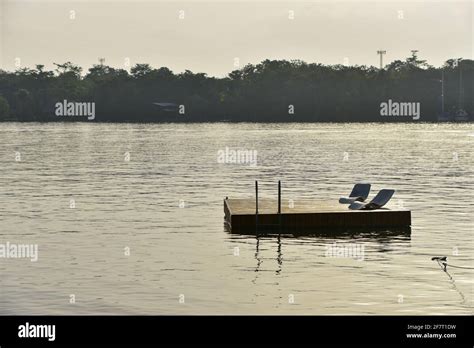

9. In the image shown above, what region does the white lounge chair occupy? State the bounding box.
[349,189,395,210]
[339,183,371,204]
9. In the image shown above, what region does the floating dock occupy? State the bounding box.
[224,181,411,234]
[224,198,411,233]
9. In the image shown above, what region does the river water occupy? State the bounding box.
[0,122,472,314]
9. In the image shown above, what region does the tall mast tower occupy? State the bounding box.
[377,50,386,69]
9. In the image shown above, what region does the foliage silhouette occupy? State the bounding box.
[0,54,472,122]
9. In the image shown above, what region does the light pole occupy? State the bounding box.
[377,50,386,69]
[441,69,444,114]
[457,58,463,110]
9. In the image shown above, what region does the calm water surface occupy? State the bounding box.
[0,122,472,314]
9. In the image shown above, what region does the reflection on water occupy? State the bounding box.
[238,228,412,282]
[0,122,472,314]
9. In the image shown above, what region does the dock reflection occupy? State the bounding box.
[226,224,411,280]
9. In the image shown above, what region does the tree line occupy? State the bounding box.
[0,53,472,122]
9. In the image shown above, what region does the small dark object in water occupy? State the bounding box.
[432,256,448,271]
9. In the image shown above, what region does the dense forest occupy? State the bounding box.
[0,53,472,122]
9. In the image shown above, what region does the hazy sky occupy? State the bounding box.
[0,0,472,76]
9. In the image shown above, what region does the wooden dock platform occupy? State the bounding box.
[224,198,411,233]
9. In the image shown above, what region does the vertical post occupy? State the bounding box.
[255,181,258,230]
[255,181,259,214]
[278,180,281,214]
[278,180,282,230]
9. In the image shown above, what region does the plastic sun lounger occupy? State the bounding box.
[339,183,371,204]
[348,189,395,210]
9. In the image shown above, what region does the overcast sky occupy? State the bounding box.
[0,0,472,77]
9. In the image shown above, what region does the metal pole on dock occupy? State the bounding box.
[278,180,281,229]
[255,180,259,230]
[278,180,281,214]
